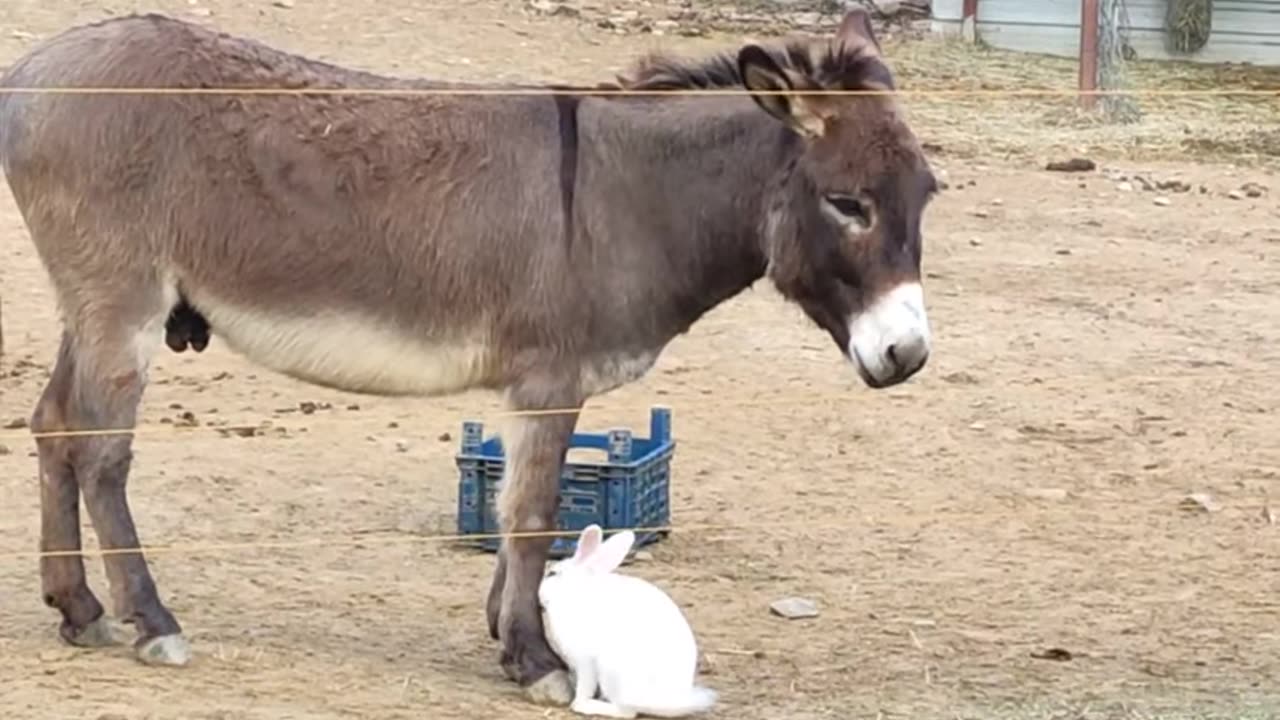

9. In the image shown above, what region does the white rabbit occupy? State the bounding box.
[538,524,718,719]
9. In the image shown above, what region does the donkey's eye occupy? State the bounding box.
[821,193,872,230]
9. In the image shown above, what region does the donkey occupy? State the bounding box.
[0,9,936,704]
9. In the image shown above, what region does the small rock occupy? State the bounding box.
[971,209,990,218]
[968,421,986,431]
[272,0,294,7]
[1153,196,1171,207]
[968,237,983,247]
[769,597,819,620]
[224,426,260,438]
[1228,190,1245,200]
[1024,487,1069,501]
[11,29,38,40]
[875,0,902,16]
[4,418,28,429]
[1030,647,1074,662]
[394,440,410,453]
[1241,182,1267,198]
[437,432,452,442]
[1180,493,1221,513]
[299,401,318,415]
[1046,157,1096,173]
[347,404,361,411]
[0,443,10,456]
[1261,506,1275,526]
[1117,181,1134,192]
[1055,248,1072,255]
[633,550,654,562]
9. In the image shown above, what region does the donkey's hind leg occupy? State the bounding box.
[31,333,125,648]
[47,292,190,666]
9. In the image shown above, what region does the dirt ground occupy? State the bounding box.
[1,2,1278,719]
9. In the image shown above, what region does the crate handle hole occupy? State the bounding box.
[564,447,615,464]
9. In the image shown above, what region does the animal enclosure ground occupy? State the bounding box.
[1,1,1278,719]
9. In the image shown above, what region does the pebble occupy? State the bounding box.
[1117,181,1134,192]
[1180,492,1220,513]
[1228,190,1245,200]
[769,597,819,620]
[1153,196,1171,207]
[1024,487,1069,501]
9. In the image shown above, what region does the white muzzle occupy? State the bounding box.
[847,282,932,388]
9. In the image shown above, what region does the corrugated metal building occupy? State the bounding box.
[931,0,1280,66]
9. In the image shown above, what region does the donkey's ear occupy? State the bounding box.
[835,8,883,57]
[588,529,635,574]
[572,524,603,564]
[737,45,827,139]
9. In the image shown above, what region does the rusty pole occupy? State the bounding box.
[1079,0,1100,110]
[961,0,978,43]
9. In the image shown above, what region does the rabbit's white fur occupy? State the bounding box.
[538,525,718,719]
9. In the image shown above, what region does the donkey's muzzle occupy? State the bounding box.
[847,282,932,389]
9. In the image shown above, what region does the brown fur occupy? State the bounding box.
[0,9,936,701]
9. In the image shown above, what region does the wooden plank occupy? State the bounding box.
[976,23,1280,65]
[930,0,1280,66]
[936,0,1280,27]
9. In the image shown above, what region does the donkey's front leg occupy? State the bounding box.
[491,387,581,705]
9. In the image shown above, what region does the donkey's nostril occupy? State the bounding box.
[888,332,930,379]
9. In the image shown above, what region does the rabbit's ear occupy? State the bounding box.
[589,530,635,573]
[572,524,604,565]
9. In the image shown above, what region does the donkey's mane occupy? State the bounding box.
[616,36,896,92]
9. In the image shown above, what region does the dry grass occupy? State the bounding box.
[883,35,1280,166]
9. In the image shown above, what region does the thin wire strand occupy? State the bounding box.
[0,508,1216,563]
[0,520,784,561]
[1,369,1275,444]
[0,86,1276,97]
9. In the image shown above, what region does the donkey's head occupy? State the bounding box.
[740,11,937,389]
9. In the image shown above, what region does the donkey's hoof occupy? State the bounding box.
[525,669,573,706]
[136,634,192,667]
[63,615,128,647]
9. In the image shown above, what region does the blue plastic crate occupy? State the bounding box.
[455,406,674,558]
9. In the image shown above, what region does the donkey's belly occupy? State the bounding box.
[189,294,493,397]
